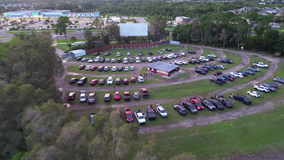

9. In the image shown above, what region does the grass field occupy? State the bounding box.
[136,102,284,159]
[184,46,196,53]
[6,29,99,34]
[0,36,9,38]
[66,65,137,75]
[75,44,182,59]
[213,51,243,70]
[202,48,219,57]
[165,26,175,30]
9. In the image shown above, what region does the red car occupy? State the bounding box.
[190,96,204,110]
[114,91,121,101]
[79,65,86,70]
[131,77,136,83]
[90,66,97,71]
[125,107,133,122]
[90,79,98,85]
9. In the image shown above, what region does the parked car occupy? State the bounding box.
[221,74,235,81]
[68,92,76,101]
[131,77,136,83]
[81,57,89,62]
[208,53,217,58]
[90,66,97,71]
[133,110,146,124]
[217,64,225,69]
[182,101,198,114]
[134,92,140,100]
[104,66,110,71]
[69,78,79,84]
[116,78,121,85]
[157,51,163,54]
[137,76,144,83]
[230,72,244,78]
[76,57,82,61]
[127,52,131,56]
[165,48,172,51]
[135,57,141,63]
[254,84,270,93]
[148,51,153,55]
[88,92,96,104]
[107,76,113,85]
[209,77,223,85]
[85,65,91,71]
[111,58,116,63]
[114,91,121,101]
[79,90,87,103]
[104,93,111,102]
[130,66,135,71]
[217,76,227,83]
[141,58,146,62]
[125,107,133,122]
[112,66,118,72]
[138,51,143,57]
[147,57,153,62]
[243,70,255,75]
[221,58,233,64]
[99,57,105,63]
[213,71,222,76]
[195,67,206,75]
[199,97,216,111]
[155,104,168,117]
[116,52,121,57]
[253,62,268,68]
[209,98,224,110]
[99,79,105,85]
[90,79,98,85]
[173,104,187,115]
[117,58,122,63]
[98,66,104,72]
[147,106,156,120]
[262,82,278,88]
[94,52,100,56]
[229,94,251,105]
[129,57,134,63]
[88,59,94,63]
[123,78,129,85]
[123,57,128,64]
[79,65,86,70]
[104,52,111,56]
[77,77,87,86]
[124,66,129,72]
[141,88,149,98]
[215,95,233,108]
[188,51,195,54]
[105,58,110,62]
[190,96,204,110]
[247,91,260,97]
[118,66,123,71]
[124,91,131,101]
[273,77,284,83]
[248,66,260,72]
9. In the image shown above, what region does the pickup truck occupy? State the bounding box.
[133,110,146,124]
[253,84,270,93]
[253,62,268,68]
[147,106,156,120]
[209,77,223,85]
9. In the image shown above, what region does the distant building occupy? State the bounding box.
[4,9,100,19]
[105,16,120,24]
[175,16,191,25]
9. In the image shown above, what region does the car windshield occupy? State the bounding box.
[160,109,166,113]
[138,115,144,119]
[115,94,120,97]
[143,91,148,93]
[197,102,202,106]
[126,115,132,118]
[89,96,94,99]
[81,96,86,99]
[148,112,155,115]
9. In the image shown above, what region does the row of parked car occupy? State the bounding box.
[79,65,135,72]
[69,76,145,86]
[67,88,150,104]
[195,64,226,75]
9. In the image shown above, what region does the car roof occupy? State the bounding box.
[105,93,110,97]
[69,92,75,96]
[89,92,95,96]
[124,91,130,94]
[115,91,120,94]
[141,88,147,91]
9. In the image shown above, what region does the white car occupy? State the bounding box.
[170,53,178,58]
[166,54,173,59]
[123,57,128,64]
[230,72,243,78]
[147,57,153,62]
[107,76,113,85]
[88,59,94,63]
[217,65,225,69]
[94,57,100,62]
[174,60,183,65]
[127,52,131,56]
[116,52,121,57]
[137,76,144,83]
[253,62,268,68]
[254,85,270,93]
[135,57,141,63]
[156,104,168,118]
[247,91,260,97]
[80,90,87,103]
[199,56,209,62]
[124,66,129,71]
[182,60,188,65]
[112,66,118,72]
[208,54,217,58]
[133,110,146,124]
[85,65,91,70]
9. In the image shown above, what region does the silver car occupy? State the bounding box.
[134,92,140,100]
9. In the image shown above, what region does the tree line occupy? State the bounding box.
[172,10,284,54]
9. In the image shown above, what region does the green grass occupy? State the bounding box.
[55,44,69,51]
[136,102,284,159]
[140,67,147,75]
[76,44,182,59]
[66,65,136,75]
[0,36,9,38]
[214,51,242,70]
[6,29,99,34]
[184,46,195,52]
[165,26,175,30]
[202,48,219,57]
[56,39,86,43]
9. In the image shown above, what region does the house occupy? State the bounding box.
[147,61,180,77]
[175,16,191,25]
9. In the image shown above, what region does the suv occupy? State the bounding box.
[173,104,187,115]
[124,91,131,101]
[77,77,87,86]
[217,76,227,83]
[88,92,96,104]
[147,106,156,120]
[116,52,121,57]
[140,88,149,98]
[182,101,198,114]
[155,104,168,117]
[107,76,113,85]
[137,76,144,83]
[68,92,76,101]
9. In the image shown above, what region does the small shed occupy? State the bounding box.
[68,49,86,59]
[147,61,180,77]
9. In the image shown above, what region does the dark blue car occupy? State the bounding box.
[221,59,233,64]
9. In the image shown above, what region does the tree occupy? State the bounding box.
[274,32,284,54]
[105,24,120,43]
[54,16,71,45]
[70,36,77,43]
[149,16,167,41]
[219,29,228,48]
[83,29,94,49]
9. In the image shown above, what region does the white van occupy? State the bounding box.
[137,76,144,83]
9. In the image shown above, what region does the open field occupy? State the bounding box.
[66,65,136,75]
[214,51,243,70]
[76,44,182,59]
[202,48,219,57]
